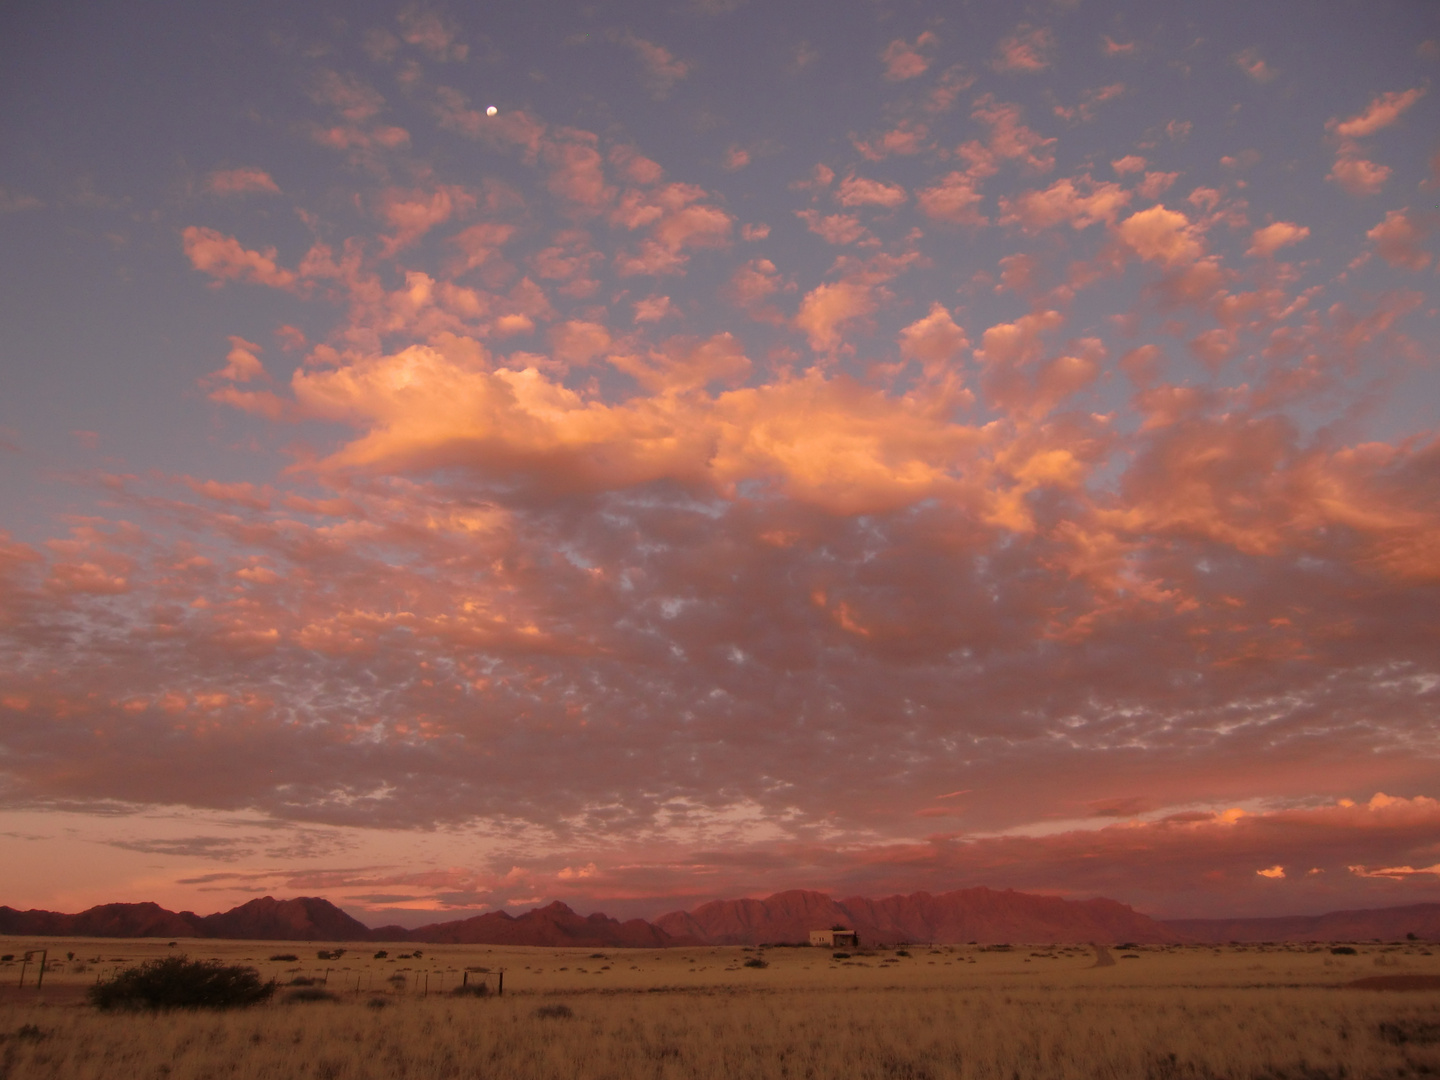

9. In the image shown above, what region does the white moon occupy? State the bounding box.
[486,105,498,116]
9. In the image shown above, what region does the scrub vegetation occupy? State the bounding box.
[3,938,1439,1079]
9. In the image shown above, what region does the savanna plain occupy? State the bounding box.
[3,936,1440,1079]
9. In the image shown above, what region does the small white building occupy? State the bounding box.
[809,929,859,948]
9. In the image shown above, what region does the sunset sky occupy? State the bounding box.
[1,0,1439,927]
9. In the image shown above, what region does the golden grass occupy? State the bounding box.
[3,937,1440,1078]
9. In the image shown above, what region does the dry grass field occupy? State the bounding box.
[3,936,1440,1078]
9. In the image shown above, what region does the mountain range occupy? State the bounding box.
[2,889,1436,946]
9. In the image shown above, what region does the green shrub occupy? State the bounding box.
[88,956,276,1011]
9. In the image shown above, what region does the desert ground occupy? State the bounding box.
[2,936,1439,1078]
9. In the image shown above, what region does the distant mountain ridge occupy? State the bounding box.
[3,891,1438,946]
[654,888,1178,945]
[1163,903,1440,944]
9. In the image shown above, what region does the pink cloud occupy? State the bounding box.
[549,320,612,368]
[999,176,1131,232]
[922,65,975,114]
[853,121,930,162]
[796,210,870,246]
[728,258,788,320]
[892,302,973,374]
[963,96,1057,176]
[206,336,268,384]
[1111,155,1146,176]
[1138,171,1180,200]
[1234,47,1275,83]
[1328,87,1426,139]
[834,175,907,208]
[993,24,1054,73]
[621,33,690,98]
[1053,83,1125,124]
[181,227,299,291]
[1328,155,1391,196]
[398,9,468,61]
[612,183,733,276]
[632,295,674,323]
[312,70,385,122]
[448,223,516,275]
[544,131,614,213]
[378,185,475,256]
[1246,221,1310,258]
[1116,205,1204,266]
[1367,208,1434,271]
[608,332,751,393]
[880,31,938,81]
[608,145,664,186]
[435,89,546,159]
[794,279,875,354]
[915,172,985,225]
[205,168,280,196]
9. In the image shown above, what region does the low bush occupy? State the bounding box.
[533,1004,573,1019]
[832,952,851,960]
[743,957,768,969]
[1,1024,47,1044]
[268,954,298,962]
[88,956,276,1011]
[373,950,388,959]
[284,987,338,1004]
[451,982,490,997]
[1331,946,1358,955]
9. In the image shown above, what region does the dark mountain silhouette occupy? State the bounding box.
[193,896,376,941]
[407,901,681,947]
[654,887,1180,945]
[0,901,202,939]
[1162,903,1440,943]
[3,891,1438,946]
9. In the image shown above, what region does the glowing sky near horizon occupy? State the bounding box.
[1,0,1439,927]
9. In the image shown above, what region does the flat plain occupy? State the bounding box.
[2,936,1439,1078]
